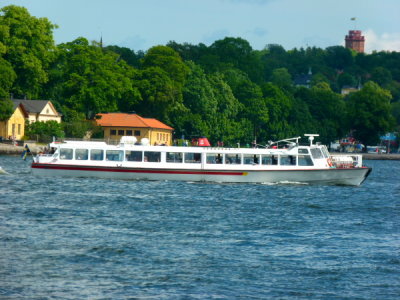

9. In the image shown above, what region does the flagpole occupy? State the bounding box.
[351,17,357,30]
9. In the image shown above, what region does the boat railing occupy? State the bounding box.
[330,154,362,168]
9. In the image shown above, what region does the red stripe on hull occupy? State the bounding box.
[31,163,246,176]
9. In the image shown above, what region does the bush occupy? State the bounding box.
[25,121,65,143]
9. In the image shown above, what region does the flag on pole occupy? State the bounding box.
[351,17,356,20]
[21,144,31,160]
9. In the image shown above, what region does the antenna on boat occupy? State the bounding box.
[268,136,301,148]
[304,134,319,146]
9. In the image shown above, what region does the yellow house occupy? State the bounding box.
[12,99,62,123]
[96,112,174,145]
[0,103,27,140]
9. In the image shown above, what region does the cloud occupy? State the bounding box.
[364,29,400,53]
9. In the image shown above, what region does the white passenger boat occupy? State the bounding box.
[31,134,371,186]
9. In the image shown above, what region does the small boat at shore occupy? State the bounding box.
[31,134,371,186]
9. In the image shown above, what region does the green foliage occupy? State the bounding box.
[0,57,16,97]
[140,45,189,86]
[391,101,400,128]
[324,46,354,70]
[64,119,102,139]
[261,83,293,140]
[296,82,347,144]
[347,81,395,145]
[1,5,400,146]
[25,120,64,143]
[270,68,292,91]
[0,97,13,121]
[337,73,357,89]
[104,45,144,68]
[44,37,141,118]
[135,46,189,126]
[0,5,57,98]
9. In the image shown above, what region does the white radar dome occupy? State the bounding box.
[141,138,150,146]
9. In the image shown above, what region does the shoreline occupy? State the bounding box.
[0,143,46,155]
[0,143,399,160]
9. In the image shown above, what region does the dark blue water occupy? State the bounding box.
[0,156,399,299]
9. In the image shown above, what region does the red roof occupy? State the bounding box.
[96,113,173,130]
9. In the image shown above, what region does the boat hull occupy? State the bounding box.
[31,163,371,186]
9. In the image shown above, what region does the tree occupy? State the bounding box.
[391,101,400,129]
[270,68,292,91]
[324,46,354,70]
[136,46,189,126]
[347,81,395,146]
[0,97,13,121]
[0,5,57,98]
[295,82,347,144]
[210,37,253,70]
[261,83,293,140]
[207,73,243,144]
[288,96,318,137]
[25,120,64,142]
[370,66,392,87]
[178,61,217,138]
[44,37,140,118]
[134,66,185,124]
[0,57,16,98]
[337,72,357,89]
[104,45,144,68]
[140,45,188,86]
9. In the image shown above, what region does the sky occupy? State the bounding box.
[2,0,400,53]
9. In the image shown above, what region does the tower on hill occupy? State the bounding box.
[345,30,365,53]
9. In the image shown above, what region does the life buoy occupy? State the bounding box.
[327,158,333,167]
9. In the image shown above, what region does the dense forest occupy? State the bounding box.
[0,5,399,147]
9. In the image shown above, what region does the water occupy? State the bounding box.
[0,155,399,299]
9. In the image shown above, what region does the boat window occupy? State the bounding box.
[167,152,183,163]
[106,150,124,161]
[310,148,324,159]
[60,148,73,160]
[144,151,161,162]
[298,148,309,154]
[298,155,314,166]
[321,146,330,158]
[243,154,259,165]
[75,149,88,160]
[261,155,278,165]
[125,150,142,162]
[184,152,201,163]
[206,153,223,164]
[90,149,104,161]
[280,155,296,165]
[225,153,241,164]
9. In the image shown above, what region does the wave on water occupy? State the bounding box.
[0,167,9,175]
[0,157,399,299]
[261,180,309,186]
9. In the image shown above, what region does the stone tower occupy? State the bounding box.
[345,30,365,53]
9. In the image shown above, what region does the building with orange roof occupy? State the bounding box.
[96,112,174,145]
